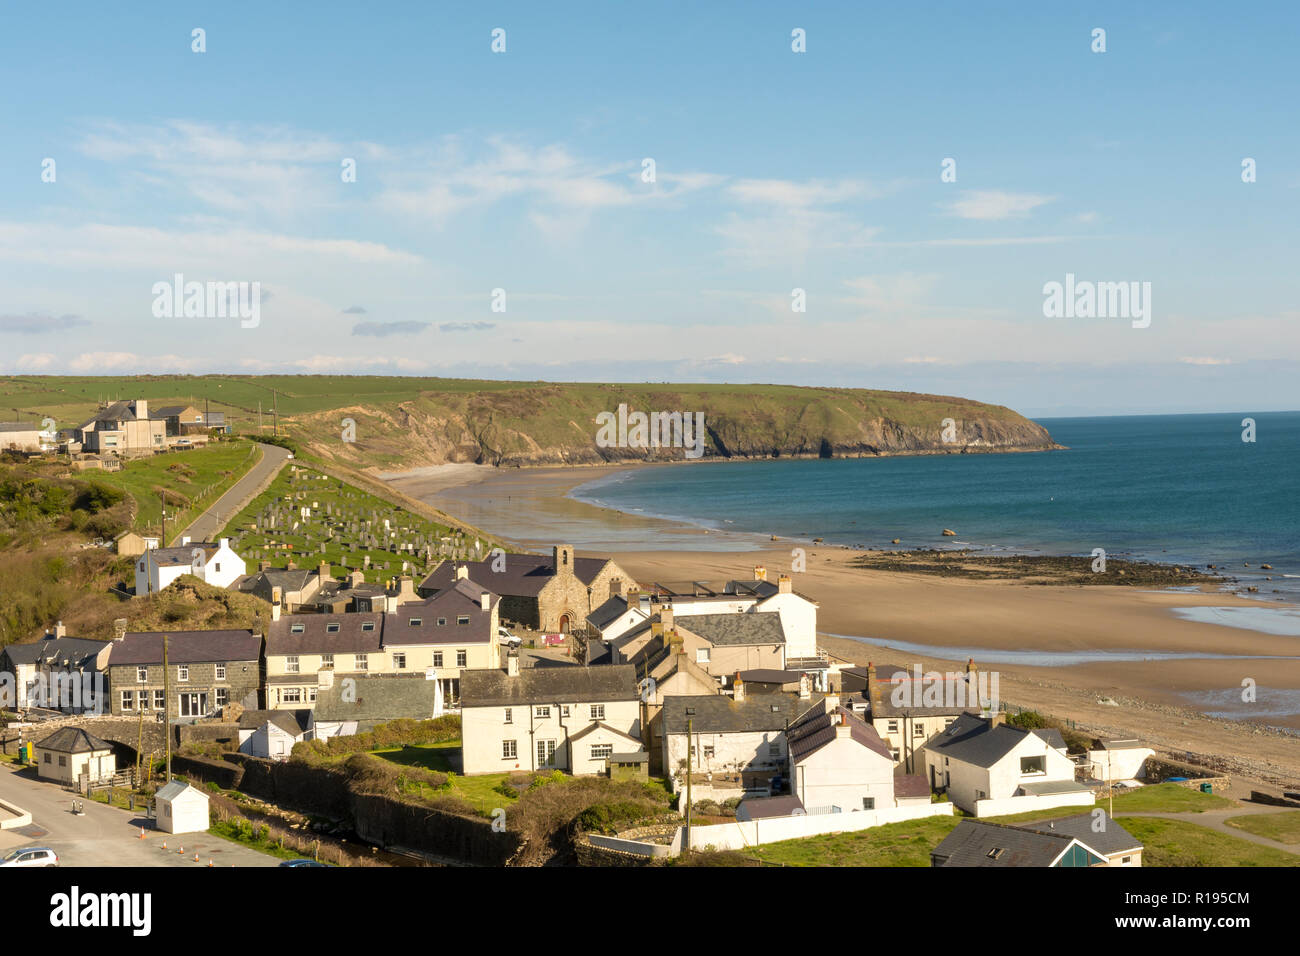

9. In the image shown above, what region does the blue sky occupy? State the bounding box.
[1,2,1297,416]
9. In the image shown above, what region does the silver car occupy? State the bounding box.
[0,846,58,867]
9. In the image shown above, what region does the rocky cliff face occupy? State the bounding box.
[300,385,1062,470]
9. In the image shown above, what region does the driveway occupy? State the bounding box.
[0,765,277,867]
[175,442,290,544]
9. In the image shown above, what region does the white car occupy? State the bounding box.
[0,846,58,867]
[497,627,521,646]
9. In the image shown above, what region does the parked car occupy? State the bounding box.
[497,627,521,646]
[0,846,58,867]
[279,859,329,867]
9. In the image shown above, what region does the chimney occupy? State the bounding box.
[259,559,271,572]
[271,586,282,622]
[286,560,297,571]
[480,591,491,611]
[54,621,67,639]
[271,603,281,622]
[753,565,767,582]
[348,569,365,587]
[777,574,792,594]
[609,577,622,599]
[986,712,1005,728]
[134,399,148,420]
[397,574,415,602]
[318,561,330,582]
[455,564,469,581]
[835,710,851,737]
[798,673,811,699]
[317,670,335,689]
[625,587,641,610]
[733,676,745,702]
[650,619,664,639]
[660,605,674,632]
[506,648,520,677]
[219,537,229,550]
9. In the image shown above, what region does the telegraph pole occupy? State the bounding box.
[258,401,263,434]
[273,389,279,438]
[684,717,693,851]
[163,635,172,783]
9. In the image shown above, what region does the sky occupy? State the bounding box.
[1,2,1297,417]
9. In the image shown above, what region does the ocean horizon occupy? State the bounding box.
[570,411,1300,602]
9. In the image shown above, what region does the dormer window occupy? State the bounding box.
[409,618,422,627]
[291,624,305,634]
[326,623,340,633]
[361,621,375,631]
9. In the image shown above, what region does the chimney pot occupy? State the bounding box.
[506,649,520,677]
[753,565,767,582]
[480,591,490,611]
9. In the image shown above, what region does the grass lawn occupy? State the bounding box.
[373,741,517,817]
[85,440,260,540]
[1117,817,1298,866]
[208,819,304,861]
[1223,811,1300,845]
[751,816,963,867]
[1107,783,1235,813]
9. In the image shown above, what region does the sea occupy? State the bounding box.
[571,411,1300,605]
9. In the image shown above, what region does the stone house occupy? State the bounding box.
[105,629,262,720]
[419,545,636,634]
[74,399,166,455]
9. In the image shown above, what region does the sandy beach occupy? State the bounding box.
[380,462,1300,784]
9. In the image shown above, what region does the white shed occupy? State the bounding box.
[154,781,210,834]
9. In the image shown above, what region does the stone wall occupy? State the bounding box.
[107,660,261,717]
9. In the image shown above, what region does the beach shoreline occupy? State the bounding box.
[378,461,1300,779]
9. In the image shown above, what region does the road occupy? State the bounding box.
[0,765,278,867]
[175,442,291,544]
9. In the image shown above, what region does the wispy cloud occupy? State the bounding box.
[0,312,90,334]
[352,320,430,337]
[943,190,1055,220]
[439,321,495,332]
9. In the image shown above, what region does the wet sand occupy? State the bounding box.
[381,462,1300,782]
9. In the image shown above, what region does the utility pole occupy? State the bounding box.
[163,635,172,783]
[273,389,279,438]
[684,717,693,851]
[258,400,263,434]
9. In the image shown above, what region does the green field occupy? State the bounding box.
[1223,810,1300,845]
[373,742,518,816]
[85,440,261,541]
[218,463,490,584]
[1106,783,1235,813]
[1117,817,1298,866]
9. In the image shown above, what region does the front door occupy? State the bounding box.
[179,692,208,717]
[536,739,556,768]
[559,614,571,633]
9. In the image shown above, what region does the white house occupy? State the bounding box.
[924,713,1089,815]
[33,728,116,785]
[786,700,897,812]
[584,592,652,643]
[154,780,210,834]
[459,654,642,775]
[1088,739,1155,783]
[238,710,307,760]
[134,537,246,595]
[659,691,808,794]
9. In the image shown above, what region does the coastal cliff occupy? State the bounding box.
[297,382,1062,470]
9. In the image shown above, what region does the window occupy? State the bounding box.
[361,621,375,631]
[136,666,148,682]
[121,690,135,710]
[504,707,512,724]
[913,723,926,737]
[432,651,443,667]
[308,687,317,703]
[281,688,301,704]
[1020,755,1046,775]
[59,755,67,767]
[703,745,714,759]
[890,748,900,761]
[862,797,875,810]
[215,688,228,708]
[986,847,1005,860]
[326,623,340,633]
[503,740,517,759]
[457,615,469,626]
[436,617,446,626]
[560,705,570,718]
[286,655,300,673]
[354,654,369,671]
[43,752,50,764]
[695,648,710,663]
[393,653,407,669]
[291,623,305,634]
[537,739,556,766]
[409,618,422,627]
[887,720,899,734]
[590,704,605,720]
[591,744,613,760]
[1121,856,1132,865]
[139,562,145,572]
[215,563,221,572]
[177,666,189,682]
[534,706,550,719]
[215,664,226,680]
[140,693,150,710]
[456,649,467,667]
[321,653,333,669]
[768,742,780,757]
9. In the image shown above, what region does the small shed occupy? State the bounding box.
[154,781,210,834]
[34,727,116,785]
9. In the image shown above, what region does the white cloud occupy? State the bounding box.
[944,190,1056,220]
[727,178,873,207]
[1179,356,1233,366]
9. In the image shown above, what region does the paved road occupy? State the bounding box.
[0,765,277,867]
[1117,805,1300,856]
[175,442,290,544]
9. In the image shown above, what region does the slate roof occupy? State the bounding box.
[109,630,262,666]
[927,713,1062,768]
[384,579,497,646]
[237,709,306,735]
[737,795,805,820]
[78,400,139,427]
[35,727,113,754]
[266,613,384,656]
[1,636,107,668]
[241,568,316,592]
[312,674,442,722]
[736,669,803,685]
[461,664,638,708]
[0,422,40,433]
[151,405,196,419]
[586,595,630,631]
[142,543,221,567]
[155,780,205,803]
[675,613,786,647]
[660,694,804,735]
[786,700,893,763]
[419,553,611,597]
[931,820,1090,867]
[894,773,932,799]
[1017,811,1142,856]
